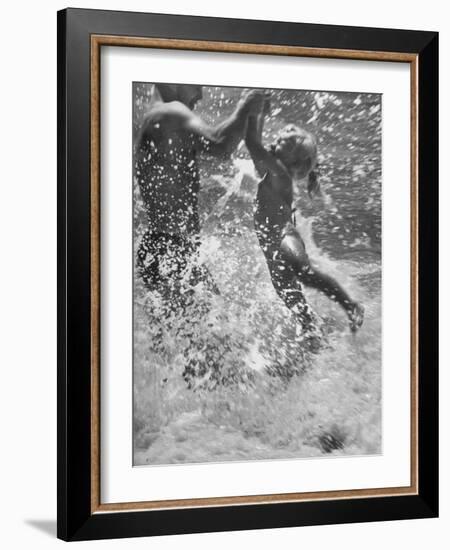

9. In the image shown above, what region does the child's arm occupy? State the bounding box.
[307,169,321,198]
[245,115,267,177]
[245,108,288,179]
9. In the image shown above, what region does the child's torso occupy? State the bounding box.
[254,172,295,248]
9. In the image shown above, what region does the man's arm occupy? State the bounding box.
[150,90,264,158]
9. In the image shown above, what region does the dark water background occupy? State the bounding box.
[133,85,382,465]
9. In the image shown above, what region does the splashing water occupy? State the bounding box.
[133,86,381,465]
[134,165,381,465]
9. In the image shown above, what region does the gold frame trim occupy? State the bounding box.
[90,35,419,514]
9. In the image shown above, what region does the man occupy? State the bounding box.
[134,83,264,305]
[134,84,264,387]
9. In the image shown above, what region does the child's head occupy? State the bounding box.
[271,125,317,180]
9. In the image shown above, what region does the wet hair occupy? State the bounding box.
[271,125,321,197]
[272,125,317,162]
[155,83,202,109]
[155,83,178,102]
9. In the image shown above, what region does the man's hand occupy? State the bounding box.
[239,90,267,115]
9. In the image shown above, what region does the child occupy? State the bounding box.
[245,104,364,338]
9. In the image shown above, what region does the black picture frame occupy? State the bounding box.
[57,7,438,541]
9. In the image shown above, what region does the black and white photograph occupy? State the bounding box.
[0,0,444,544]
[132,82,382,466]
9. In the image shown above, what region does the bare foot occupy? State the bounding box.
[348,302,364,332]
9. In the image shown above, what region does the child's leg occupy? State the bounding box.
[299,265,353,311]
[263,253,322,353]
[269,260,318,332]
[279,228,364,331]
